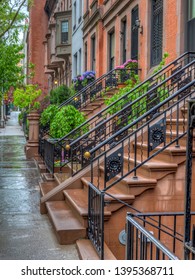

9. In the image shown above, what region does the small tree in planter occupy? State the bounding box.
[13,84,42,158]
[13,84,42,113]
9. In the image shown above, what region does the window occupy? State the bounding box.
[187,0,195,51]
[84,42,88,71]
[121,18,127,64]
[79,48,82,74]
[91,35,96,71]
[74,52,78,76]
[109,30,115,70]
[188,0,195,20]
[61,21,69,43]
[151,0,163,67]
[73,1,76,30]
[78,0,82,23]
[131,5,139,61]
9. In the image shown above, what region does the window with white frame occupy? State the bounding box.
[61,20,69,43]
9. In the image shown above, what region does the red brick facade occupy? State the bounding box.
[28,0,48,91]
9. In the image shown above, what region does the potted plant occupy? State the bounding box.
[13,84,42,158]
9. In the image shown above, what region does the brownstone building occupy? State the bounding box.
[83,0,194,80]
[27,0,195,89]
[27,0,72,93]
[27,0,48,89]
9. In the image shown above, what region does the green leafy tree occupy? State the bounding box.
[0,0,31,39]
[13,84,42,112]
[0,41,25,102]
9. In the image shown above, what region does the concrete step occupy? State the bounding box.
[54,172,71,184]
[46,201,86,245]
[81,177,135,210]
[76,239,116,260]
[134,142,187,164]
[123,155,178,180]
[63,188,112,227]
[98,166,156,196]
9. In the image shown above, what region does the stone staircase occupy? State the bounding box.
[38,99,190,259]
[80,88,118,119]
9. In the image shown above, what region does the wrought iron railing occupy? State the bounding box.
[43,52,195,175]
[58,67,137,110]
[88,80,195,191]
[126,212,195,260]
[45,53,195,175]
[86,80,195,258]
[40,67,137,161]
[88,183,104,260]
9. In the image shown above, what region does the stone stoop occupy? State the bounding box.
[80,88,118,118]
[76,239,117,260]
[45,201,86,245]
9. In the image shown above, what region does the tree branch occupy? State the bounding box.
[0,0,26,39]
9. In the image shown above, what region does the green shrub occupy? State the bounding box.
[50,105,87,138]
[50,85,74,105]
[40,104,58,127]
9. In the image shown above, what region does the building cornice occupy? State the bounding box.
[83,9,101,33]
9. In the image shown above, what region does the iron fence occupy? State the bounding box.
[43,52,195,175]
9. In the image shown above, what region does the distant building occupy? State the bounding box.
[72,0,84,79]
[27,0,195,92]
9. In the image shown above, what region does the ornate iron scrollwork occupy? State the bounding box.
[96,82,103,92]
[171,65,184,85]
[72,97,81,109]
[105,147,123,182]
[178,76,192,99]
[105,74,117,87]
[90,86,97,100]
[148,118,166,152]
[95,119,106,142]
[120,71,130,83]
[147,83,160,119]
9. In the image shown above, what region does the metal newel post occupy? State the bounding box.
[184,99,195,259]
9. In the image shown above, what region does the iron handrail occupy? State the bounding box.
[43,53,195,174]
[59,51,195,110]
[70,58,195,148]
[126,214,179,260]
[44,54,195,174]
[89,80,195,156]
[52,52,195,143]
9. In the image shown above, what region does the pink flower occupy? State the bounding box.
[115,65,125,69]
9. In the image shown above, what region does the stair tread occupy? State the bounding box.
[39,181,58,196]
[64,188,112,216]
[46,201,85,231]
[54,172,70,184]
[81,177,134,200]
[76,239,116,260]
[123,175,157,185]
[123,154,178,168]
[64,189,88,216]
[135,143,188,157]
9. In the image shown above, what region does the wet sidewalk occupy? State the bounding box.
[0,112,79,260]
